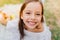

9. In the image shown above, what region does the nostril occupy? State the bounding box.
[31,16,35,19]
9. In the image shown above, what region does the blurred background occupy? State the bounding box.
[0,0,60,40]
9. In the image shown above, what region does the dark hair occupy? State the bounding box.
[18,0,44,40]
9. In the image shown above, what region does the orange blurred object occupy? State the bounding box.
[0,10,10,25]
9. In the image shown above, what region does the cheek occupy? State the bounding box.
[37,17,42,22]
[23,15,29,21]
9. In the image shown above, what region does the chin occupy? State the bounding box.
[28,26,36,29]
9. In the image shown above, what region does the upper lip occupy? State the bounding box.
[28,21,36,23]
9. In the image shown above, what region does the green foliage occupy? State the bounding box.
[20,0,24,3]
[0,0,21,6]
[44,9,60,40]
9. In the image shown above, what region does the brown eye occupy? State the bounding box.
[26,12,30,14]
[36,14,40,16]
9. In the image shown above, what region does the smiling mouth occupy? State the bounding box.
[28,21,37,26]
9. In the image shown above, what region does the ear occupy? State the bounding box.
[21,14,23,20]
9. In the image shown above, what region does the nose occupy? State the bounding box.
[30,14,35,20]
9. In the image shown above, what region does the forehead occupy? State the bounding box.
[24,2,42,11]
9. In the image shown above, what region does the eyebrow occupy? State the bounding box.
[24,10,32,12]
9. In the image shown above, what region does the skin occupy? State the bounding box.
[21,2,44,32]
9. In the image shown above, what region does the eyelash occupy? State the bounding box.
[26,12,40,16]
[36,14,40,16]
[26,12,30,14]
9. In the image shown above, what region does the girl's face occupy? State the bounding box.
[21,2,42,30]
